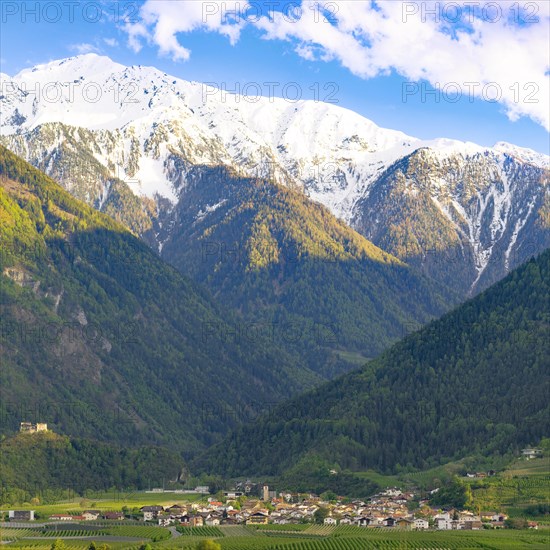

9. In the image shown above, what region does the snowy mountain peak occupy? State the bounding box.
[0,55,548,296]
[2,55,547,170]
[492,141,549,168]
[14,53,124,78]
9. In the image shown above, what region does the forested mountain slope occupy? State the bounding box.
[195,249,550,475]
[0,146,322,455]
[159,165,458,374]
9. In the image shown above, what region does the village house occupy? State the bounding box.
[434,512,453,530]
[9,510,35,521]
[521,448,543,460]
[413,518,429,530]
[323,516,338,526]
[339,515,354,525]
[396,518,413,530]
[224,490,244,499]
[180,514,204,527]
[462,519,483,530]
[158,515,176,527]
[355,516,371,527]
[246,511,269,525]
[141,505,164,521]
[208,501,224,511]
[82,511,100,521]
[167,504,185,516]
[103,512,124,520]
[49,514,74,521]
[382,488,402,497]
[205,513,222,526]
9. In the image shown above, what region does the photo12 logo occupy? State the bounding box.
[201,81,339,104]
[0,79,141,105]
[402,81,540,104]
[401,2,540,24]
[202,1,340,24]
[1,1,140,24]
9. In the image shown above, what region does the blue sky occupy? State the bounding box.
[1,0,548,153]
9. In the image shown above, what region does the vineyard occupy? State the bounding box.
[36,529,104,537]
[250,523,312,531]
[103,525,171,541]
[176,526,224,537]
[1,525,548,550]
[6,542,136,549]
[467,473,550,512]
[0,528,35,541]
[170,528,550,550]
[140,528,550,549]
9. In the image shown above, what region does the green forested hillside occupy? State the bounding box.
[195,249,550,476]
[160,166,458,377]
[0,431,183,502]
[0,145,322,458]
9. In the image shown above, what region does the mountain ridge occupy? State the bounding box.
[2,53,547,295]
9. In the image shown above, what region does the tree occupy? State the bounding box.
[50,540,67,550]
[321,491,337,502]
[430,478,468,509]
[196,541,222,550]
[505,518,528,529]
[314,506,329,524]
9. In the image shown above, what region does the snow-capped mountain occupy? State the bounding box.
[1,54,548,295]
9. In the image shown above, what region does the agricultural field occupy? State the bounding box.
[103,525,170,541]
[161,526,550,549]
[175,526,223,537]
[1,491,207,519]
[0,528,35,541]
[0,523,171,548]
[252,525,311,532]
[463,457,550,522]
[2,524,548,550]
[7,540,140,550]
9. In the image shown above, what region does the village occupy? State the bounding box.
[7,484,538,531]
[6,427,544,533]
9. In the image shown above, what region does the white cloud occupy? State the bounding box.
[103,38,119,47]
[121,0,550,130]
[123,0,247,61]
[70,43,100,55]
